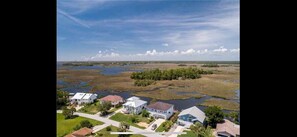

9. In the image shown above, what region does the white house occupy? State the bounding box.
[122,96,147,115]
[177,106,206,128]
[145,101,174,119]
[70,93,97,105]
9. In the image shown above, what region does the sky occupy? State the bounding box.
[57,0,239,61]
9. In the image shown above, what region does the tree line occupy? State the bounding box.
[131,68,213,81]
[201,64,219,67]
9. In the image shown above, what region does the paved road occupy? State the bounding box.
[92,123,110,133]
[145,118,165,132]
[74,112,164,137]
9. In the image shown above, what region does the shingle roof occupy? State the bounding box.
[178,106,206,123]
[216,119,240,136]
[99,95,123,102]
[146,101,173,111]
[64,127,93,137]
[72,127,93,136]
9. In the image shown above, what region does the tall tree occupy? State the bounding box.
[118,122,130,137]
[205,106,224,128]
[98,101,112,116]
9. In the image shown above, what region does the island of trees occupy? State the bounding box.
[131,68,213,86]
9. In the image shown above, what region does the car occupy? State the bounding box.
[151,124,157,130]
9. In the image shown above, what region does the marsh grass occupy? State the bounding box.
[57,63,239,101]
[200,98,239,111]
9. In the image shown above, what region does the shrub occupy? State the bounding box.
[106,126,112,131]
[131,116,139,123]
[141,110,150,117]
[73,125,81,131]
[80,120,93,128]
[205,106,224,128]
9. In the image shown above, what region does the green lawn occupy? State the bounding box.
[95,125,145,137]
[155,122,166,132]
[177,130,196,137]
[155,120,173,132]
[109,113,149,129]
[57,113,104,137]
[109,106,123,113]
[78,101,100,114]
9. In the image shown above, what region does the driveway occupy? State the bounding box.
[167,125,185,137]
[145,118,166,131]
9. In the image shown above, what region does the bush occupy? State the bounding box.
[141,110,150,117]
[73,125,81,131]
[80,120,93,128]
[205,106,224,128]
[134,80,155,87]
[99,101,112,116]
[115,104,122,108]
[106,126,112,131]
[62,108,76,119]
[131,116,139,123]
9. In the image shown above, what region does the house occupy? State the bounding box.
[177,106,206,128]
[145,101,174,119]
[216,119,240,137]
[65,127,93,137]
[70,93,97,105]
[122,96,147,114]
[99,95,124,106]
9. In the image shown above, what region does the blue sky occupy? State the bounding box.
[57,0,239,61]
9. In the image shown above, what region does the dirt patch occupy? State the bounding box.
[137,122,149,128]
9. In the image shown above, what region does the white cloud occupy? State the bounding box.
[230,48,240,53]
[181,49,196,55]
[197,49,208,54]
[213,46,228,53]
[162,43,169,47]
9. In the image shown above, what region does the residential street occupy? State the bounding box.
[167,125,185,137]
[73,112,165,137]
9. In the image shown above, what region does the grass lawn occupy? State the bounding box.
[78,101,100,114]
[57,113,104,137]
[95,125,145,137]
[177,130,196,137]
[155,120,173,132]
[109,113,149,129]
[109,106,123,113]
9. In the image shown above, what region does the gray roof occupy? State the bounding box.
[178,106,206,123]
